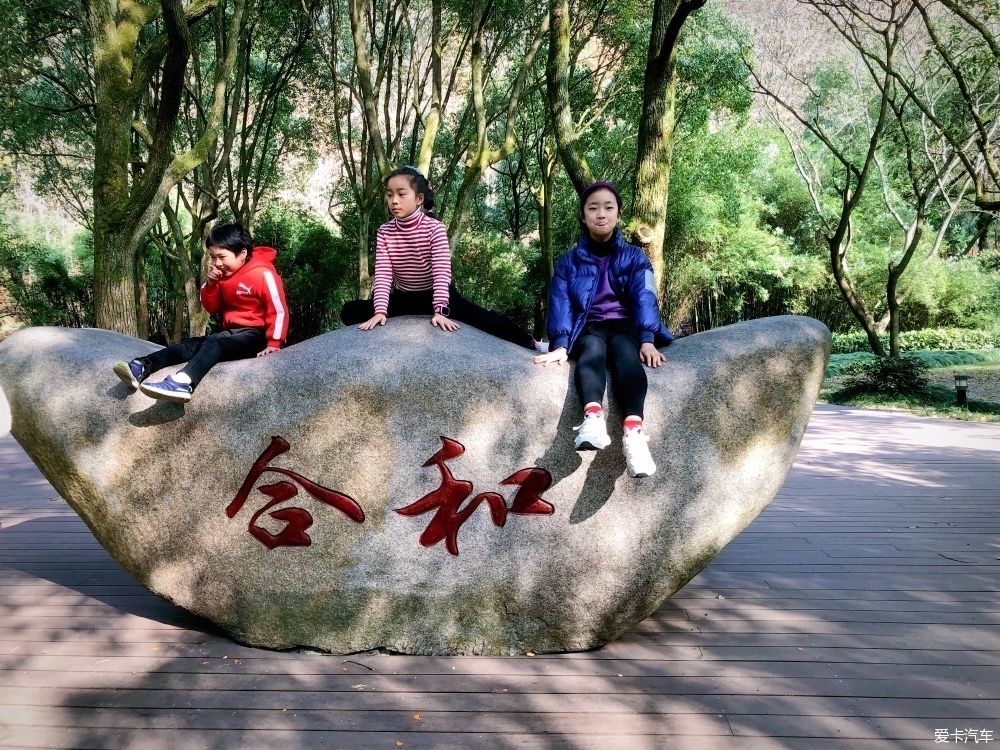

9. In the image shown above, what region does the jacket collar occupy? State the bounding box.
[575,227,627,261]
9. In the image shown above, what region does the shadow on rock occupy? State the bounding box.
[129,400,187,427]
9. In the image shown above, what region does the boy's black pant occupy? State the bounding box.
[137,327,266,387]
[571,319,647,418]
[341,285,534,349]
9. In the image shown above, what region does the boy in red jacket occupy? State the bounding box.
[112,222,289,403]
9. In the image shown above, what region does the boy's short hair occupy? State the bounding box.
[206,222,254,257]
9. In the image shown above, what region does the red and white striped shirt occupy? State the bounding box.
[372,211,452,315]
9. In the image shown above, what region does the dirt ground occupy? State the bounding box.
[927,369,1000,404]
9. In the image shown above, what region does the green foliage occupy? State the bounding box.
[910,349,1000,369]
[0,217,93,329]
[662,123,827,325]
[452,232,544,333]
[826,348,1000,377]
[841,354,929,397]
[2,0,998,349]
[254,205,354,343]
[831,327,1000,354]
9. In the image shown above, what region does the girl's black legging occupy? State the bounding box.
[572,319,647,418]
[341,284,535,350]
[137,327,266,387]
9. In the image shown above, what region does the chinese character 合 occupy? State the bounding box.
[395,436,554,556]
[226,436,365,549]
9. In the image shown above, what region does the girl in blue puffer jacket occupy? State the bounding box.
[533,181,673,477]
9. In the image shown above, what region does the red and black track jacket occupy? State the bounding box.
[199,246,289,349]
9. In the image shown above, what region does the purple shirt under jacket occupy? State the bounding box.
[585,243,628,323]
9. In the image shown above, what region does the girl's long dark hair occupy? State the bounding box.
[385,166,437,219]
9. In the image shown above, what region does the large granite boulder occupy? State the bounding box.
[0,316,829,655]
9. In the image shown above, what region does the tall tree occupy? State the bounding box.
[154,0,316,340]
[89,0,246,335]
[547,0,706,299]
[447,0,549,246]
[314,0,467,297]
[750,0,989,356]
[629,0,705,298]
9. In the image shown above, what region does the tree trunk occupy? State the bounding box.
[547,0,592,194]
[91,0,139,336]
[965,212,994,256]
[539,143,556,336]
[448,3,547,246]
[631,69,676,300]
[358,211,372,299]
[886,217,926,358]
[449,165,483,249]
[92,223,141,337]
[416,0,442,174]
[89,0,234,337]
[135,247,150,340]
[629,0,704,302]
[830,237,886,357]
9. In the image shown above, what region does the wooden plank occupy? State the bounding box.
[3,692,997,720]
[1,669,998,699]
[0,727,943,750]
[0,707,992,744]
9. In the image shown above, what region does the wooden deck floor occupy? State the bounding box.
[0,404,997,749]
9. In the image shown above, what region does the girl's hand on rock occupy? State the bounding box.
[640,342,664,368]
[533,348,568,367]
[359,314,387,331]
[431,313,459,332]
[256,346,280,357]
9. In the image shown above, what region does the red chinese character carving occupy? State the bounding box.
[502,468,555,515]
[396,436,553,556]
[226,436,365,549]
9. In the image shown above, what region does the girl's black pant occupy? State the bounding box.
[571,319,647,418]
[137,327,266,387]
[341,285,534,349]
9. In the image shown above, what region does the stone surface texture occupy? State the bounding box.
[0,316,829,655]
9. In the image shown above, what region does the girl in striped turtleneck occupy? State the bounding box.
[340,166,545,351]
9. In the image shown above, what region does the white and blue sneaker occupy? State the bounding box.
[623,428,656,478]
[139,375,194,403]
[113,359,147,390]
[573,412,611,450]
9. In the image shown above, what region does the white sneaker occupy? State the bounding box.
[574,412,611,450]
[623,429,656,477]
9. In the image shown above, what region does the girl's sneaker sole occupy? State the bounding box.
[575,438,611,450]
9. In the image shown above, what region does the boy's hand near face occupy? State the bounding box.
[207,266,224,282]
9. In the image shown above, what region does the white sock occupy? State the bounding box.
[173,372,192,384]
